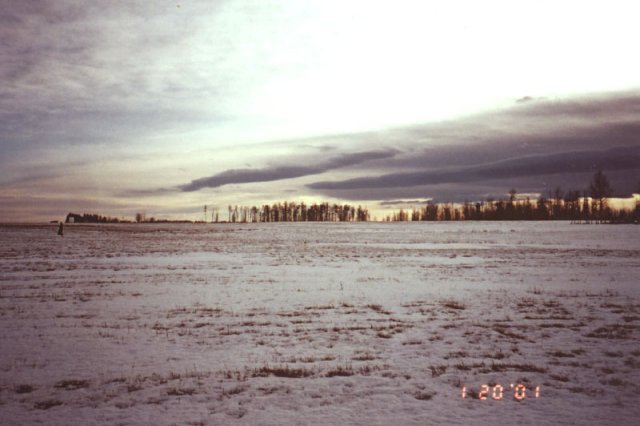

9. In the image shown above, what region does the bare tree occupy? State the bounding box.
[589,170,613,222]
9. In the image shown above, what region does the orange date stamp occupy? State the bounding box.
[461,384,540,401]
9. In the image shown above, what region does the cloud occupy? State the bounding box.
[516,96,535,103]
[180,150,398,191]
[171,90,640,201]
[309,146,639,188]
[304,91,640,200]
[116,188,177,198]
[0,1,246,156]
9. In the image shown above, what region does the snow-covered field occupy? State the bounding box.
[0,222,639,425]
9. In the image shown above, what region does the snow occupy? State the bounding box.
[0,221,639,425]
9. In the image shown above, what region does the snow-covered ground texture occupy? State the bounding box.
[1,222,639,425]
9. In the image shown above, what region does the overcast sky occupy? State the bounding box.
[1,0,639,221]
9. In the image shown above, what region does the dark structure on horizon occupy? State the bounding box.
[65,212,125,223]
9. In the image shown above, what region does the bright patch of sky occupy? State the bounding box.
[1,0,639,221]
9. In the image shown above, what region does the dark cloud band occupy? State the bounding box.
[179,149,398,192]
[307,146,640,190]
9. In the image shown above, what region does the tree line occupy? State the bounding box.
[69,171,638,224]
[65,212,127,223]
[222,202,370,223]
[384,170,639,223]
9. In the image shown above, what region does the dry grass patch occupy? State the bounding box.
[441,300,466,310]
[454,362,474,371]
[430,365,447,377]
[601,377,626,387]
[601,302,639,314]
[414,391,434,401]
[352,353,378,361]
[569,386,603,396]
[325,366,354,377]
[304,304,334,310]
[481,362,547,373]
[444,351,468,360]
[429,333,444,342]
[517,297,537,309]
[222,385,246,396]
[253,365,315,378]
[586,324,635,339]
[54,379,90,390]
[624,357,640,368]
[367,304,391,315]
[483,350,508,360]
[550,374,570,382]
[34,399,63,410]
[547,350,579,358]
[277,310,306,317]
[127,383,143,393]
[15,384,36,394]
[492,325,527,340]
[167,387,196,396]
